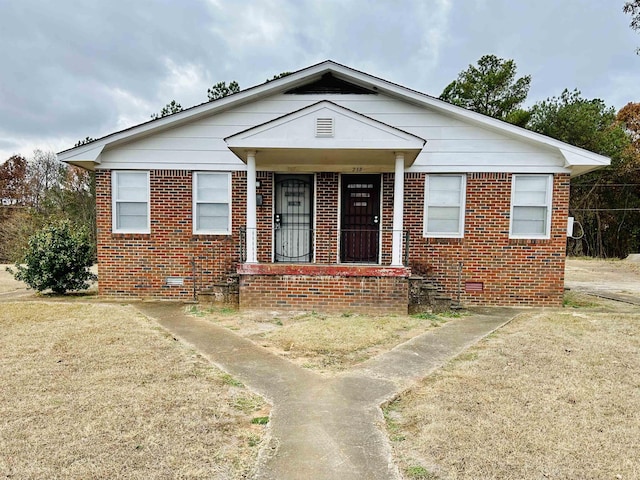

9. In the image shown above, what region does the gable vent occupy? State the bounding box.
[316,117,334,137]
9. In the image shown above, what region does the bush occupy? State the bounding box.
[9,220,96,294]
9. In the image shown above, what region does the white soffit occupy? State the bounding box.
[225,100,426,167]
[61,144,104,169]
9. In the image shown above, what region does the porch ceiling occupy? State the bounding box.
[227,147,421,172]
[225,100,425,172]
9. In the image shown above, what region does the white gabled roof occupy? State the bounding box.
[58,60,610,176]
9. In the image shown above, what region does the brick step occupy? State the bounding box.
[408,276,458,314]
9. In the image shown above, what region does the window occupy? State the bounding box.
[424,175,466,237]
[112,171,150,233]
[193,172,231,234]
[510,174,553,238]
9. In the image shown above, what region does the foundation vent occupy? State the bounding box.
[165,276,184,286]
[316,117,334,137]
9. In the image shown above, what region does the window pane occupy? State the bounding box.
[197,203,229,231]
[430,175,461,192]
[514,176,548,205]
[197,174,229,202]
[425,175,463,235]
[429,188,460,206]
[116,172,148,201]
[427,207,460,233]
[117,202,147,230]
[429,176,461,206]
[512,206,546,235]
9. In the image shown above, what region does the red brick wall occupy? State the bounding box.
[96,168,569,307]
[405,172,570,306]
[96,169,246,298]
[239,274,408,314]
[256,171,273,263]
[381,173,395,265]
[315,173,340,263]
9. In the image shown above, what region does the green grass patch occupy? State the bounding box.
[563,292,599,309]
[220,373,244,387]
[406,465,438,479]
[233,396,263,414]
[186,305,237,317]
[250,416,269,425]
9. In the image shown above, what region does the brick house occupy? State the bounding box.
[59,61,609,313]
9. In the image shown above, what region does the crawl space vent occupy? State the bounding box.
[465,281,484,292]
[315,117,334,137]
[166,276,184,286]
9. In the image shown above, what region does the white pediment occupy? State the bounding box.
[225,101,425,171]
[225,101,425,168]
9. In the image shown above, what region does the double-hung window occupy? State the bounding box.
[112,171,150,233]
[424,174,466,237]
[193,172,231,235]
[510,174,553,238]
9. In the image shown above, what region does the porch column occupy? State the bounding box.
[246,150,258,263]
[391,152,405,266]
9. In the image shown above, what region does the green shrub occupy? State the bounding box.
[8,220,96,294]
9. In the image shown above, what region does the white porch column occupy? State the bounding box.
[246,150,258,263]
[391,152,405,266]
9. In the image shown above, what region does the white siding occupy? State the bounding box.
[98,93,566,173]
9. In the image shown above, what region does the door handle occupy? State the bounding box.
[373,215,379,224]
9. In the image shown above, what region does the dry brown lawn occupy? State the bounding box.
[195,307,454,374]
[0,264,27,294]
[0,302,268,479]
[385,293,640,480]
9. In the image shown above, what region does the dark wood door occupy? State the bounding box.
[340,174,381,263]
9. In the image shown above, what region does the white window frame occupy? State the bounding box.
[423,174,466,238]
[510,174,553,239]
[193,172,232,235]
[112,171,150,234]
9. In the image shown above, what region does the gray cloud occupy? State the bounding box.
[0,0,637,161]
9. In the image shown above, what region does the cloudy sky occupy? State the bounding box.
[0,0,637,162]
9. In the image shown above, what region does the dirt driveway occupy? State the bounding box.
[565,257,640,303]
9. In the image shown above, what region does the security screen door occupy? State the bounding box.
[274,174,314,262]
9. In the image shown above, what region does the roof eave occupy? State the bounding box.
[57,59,612,175]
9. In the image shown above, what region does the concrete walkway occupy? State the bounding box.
[136,303,522,480]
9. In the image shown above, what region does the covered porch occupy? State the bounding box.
[224,101,425,312]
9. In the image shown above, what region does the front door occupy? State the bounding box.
[274,174,314,262]
[340,174,381,263]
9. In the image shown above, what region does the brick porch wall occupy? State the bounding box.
[238,265,409,314]
[405,172,570,307]
[96,169,246,298]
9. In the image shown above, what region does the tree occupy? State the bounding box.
[75,137,95,147]
[0,149,97,262]
[0,154,29,204]
[440,54,531,122]
[8,220,96,294]
[528,90,628,159]
[26,149,65,211]
[207,81,240,101]
[528,90,639,258]
[617,102,640,144]
[266,72,293,82]
[624,0,640,53]
[151,100,183,119]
